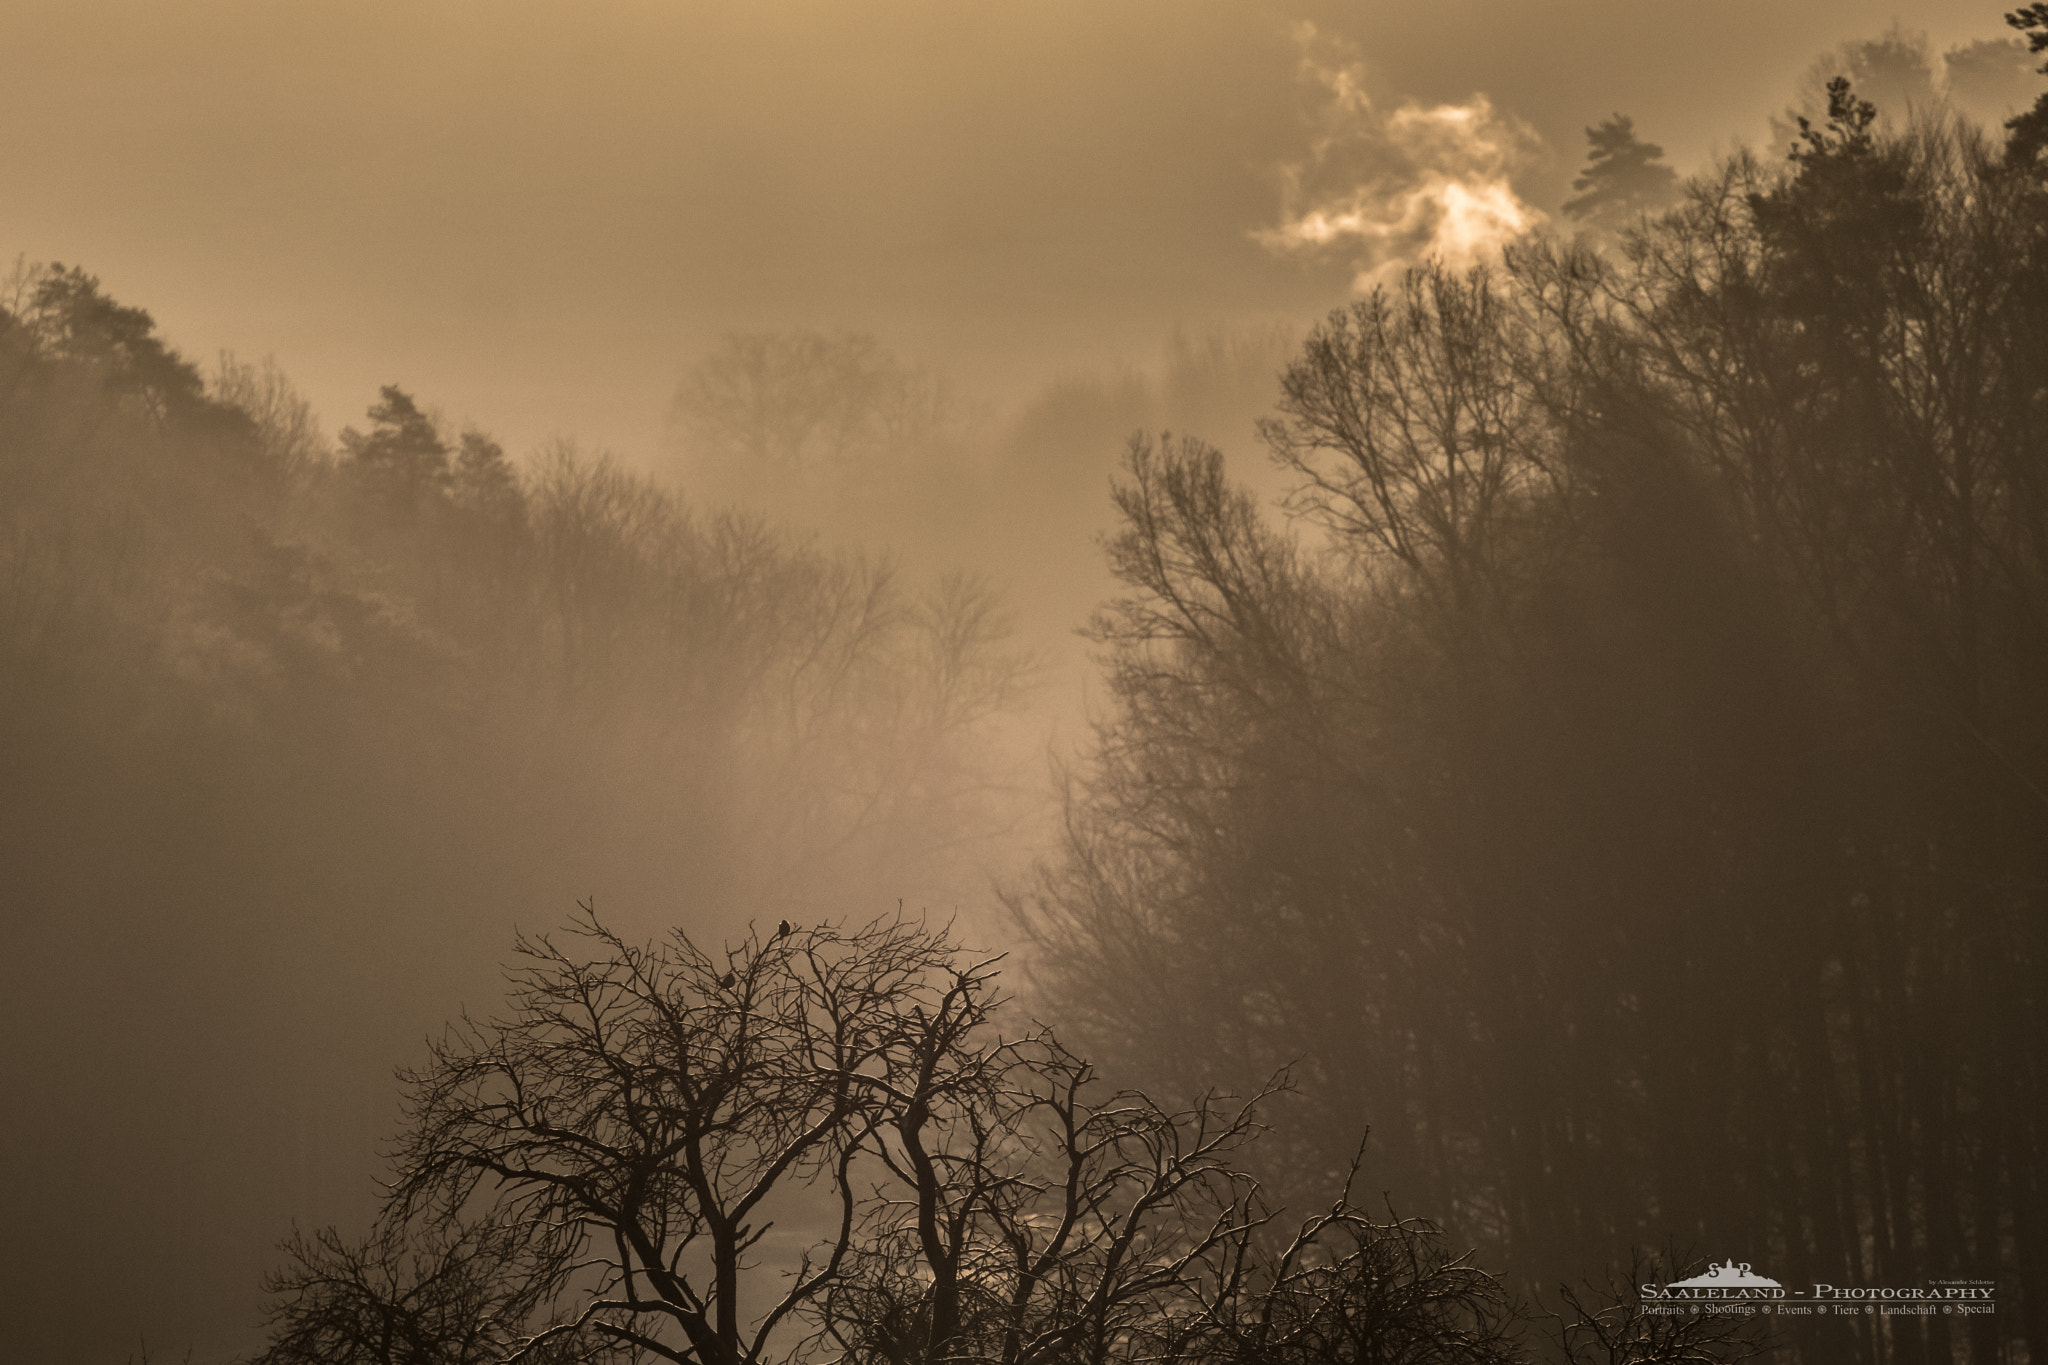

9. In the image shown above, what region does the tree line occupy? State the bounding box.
[0,262,1026,1363]
[1018,74,2047,1365]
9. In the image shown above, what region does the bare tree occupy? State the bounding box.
[253,909,1543,1365]
[668,331,951,481]
[1259,262,1557,619]
[251,1216,594,1365]
[383,911,965,1365]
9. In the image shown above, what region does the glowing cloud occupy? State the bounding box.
[1255,23,1545,289]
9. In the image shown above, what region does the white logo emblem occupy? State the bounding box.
[1668,1260,1782,1289]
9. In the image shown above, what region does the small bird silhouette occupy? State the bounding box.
[718,971,737,989]
[776,919,792,940]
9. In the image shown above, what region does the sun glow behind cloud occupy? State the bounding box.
[1256,23,1544,289]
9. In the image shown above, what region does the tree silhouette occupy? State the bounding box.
[2004,2,2048,163]
[1560,116,1679,234]
[340,385,452,506]
[249,910,1543,1365]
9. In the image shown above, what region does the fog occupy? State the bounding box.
[1,3,2041,1363]
[1,0,2013,458]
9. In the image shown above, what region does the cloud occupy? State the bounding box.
[1255,22,1545,289]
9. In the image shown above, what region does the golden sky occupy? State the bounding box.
[1,0,2021,456]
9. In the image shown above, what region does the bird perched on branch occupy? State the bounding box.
[776,919,792,940]
[719,971,737,989]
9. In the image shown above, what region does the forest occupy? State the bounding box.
[1,12,2045,1365]
[1023,76,2048,1365]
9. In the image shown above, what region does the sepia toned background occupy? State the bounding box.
[1,2,2037,1362]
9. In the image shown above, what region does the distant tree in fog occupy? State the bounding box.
[452,429,521,518]
[1943,36,2035,126]
[14,263,212,414]
[1783,24,1939,139]
[1560,116,1680,234]
[212,352,329,483]
[1784,21,2047,149]
[342,384,454,506]
[662,329,982,574]
[670,330,951,477]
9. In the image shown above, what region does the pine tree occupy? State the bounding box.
[2004,2,2048,164]
[339,384,450,505]
[1561,114,1680,233]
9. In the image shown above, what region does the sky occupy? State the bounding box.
[1,0,2026,464]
